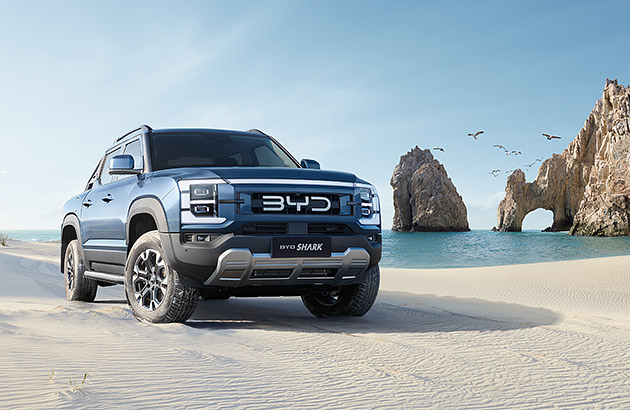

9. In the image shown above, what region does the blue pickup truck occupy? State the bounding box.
[61,126,382,323]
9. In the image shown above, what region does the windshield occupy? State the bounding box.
[150,132,299,171]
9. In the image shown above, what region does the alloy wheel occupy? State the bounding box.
[132,249,168,311]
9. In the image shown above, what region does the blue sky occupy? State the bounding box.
[0,0,628,230]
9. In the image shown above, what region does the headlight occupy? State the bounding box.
[191,185,215,200]
[190,184,217,216]
[357,185,380,226]
[178,179,228,225]
[358,188,373,217]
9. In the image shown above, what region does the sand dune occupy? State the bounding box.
[0,240,629,409]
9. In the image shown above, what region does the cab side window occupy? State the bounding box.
[114,139,143,182]
[100,147,122,185]
[123,139,143,171]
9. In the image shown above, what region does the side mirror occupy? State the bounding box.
[300,159,320,169]
[109,155,141,175]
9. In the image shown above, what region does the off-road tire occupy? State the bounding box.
[301,264,380,318]
[125,231,199,323]
[64,239,98,302]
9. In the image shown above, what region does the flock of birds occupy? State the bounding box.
[432,130,562,178]
[492,144,521,156]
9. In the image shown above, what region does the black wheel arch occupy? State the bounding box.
[61,214,83,273]
[126,197,169,252]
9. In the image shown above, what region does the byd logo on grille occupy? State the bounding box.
[262,195,331,212]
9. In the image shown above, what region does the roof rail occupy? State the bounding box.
[115,124,153,143]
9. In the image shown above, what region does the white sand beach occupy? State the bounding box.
[0,240,628,409]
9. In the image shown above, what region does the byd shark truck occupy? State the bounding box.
[61,126,381,323]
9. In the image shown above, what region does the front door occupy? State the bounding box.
[80,146,129,269]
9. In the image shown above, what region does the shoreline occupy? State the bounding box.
[3,237,630,271]
[384,252,630,270]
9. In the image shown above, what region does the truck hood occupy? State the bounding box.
[154,167,370,185]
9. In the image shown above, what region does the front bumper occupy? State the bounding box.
[159,232,382,288]
[203,247,370,286]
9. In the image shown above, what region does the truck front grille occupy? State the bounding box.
[308,223,353,235]
[237,223,353,235]
[247,193,345,215]
[240,223,288,235]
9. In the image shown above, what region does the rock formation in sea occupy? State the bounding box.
[391,146,470,232]
[495,79,630,236]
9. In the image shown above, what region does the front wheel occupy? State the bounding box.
[64,239,98,302]
[125,231,199,323]
[301,264,380,318]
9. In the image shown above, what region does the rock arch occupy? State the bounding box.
[495,79,630,236]
[496,167,578,232]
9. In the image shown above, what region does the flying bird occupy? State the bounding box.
[433,147,445,152]
[543,133,561,140]
[511,150,522,155]
[535,158,543,163]
[488,169,501,177]
[505,169,515,174]
[493,144,506,150]
[468,130,484,139]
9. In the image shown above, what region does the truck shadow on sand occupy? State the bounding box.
[186,291,561,334]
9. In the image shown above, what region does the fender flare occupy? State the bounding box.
[61,213,84,273]
[126,197,169,244]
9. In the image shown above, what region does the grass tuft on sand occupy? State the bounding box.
[0,232,9,247]
[69,373,89,392]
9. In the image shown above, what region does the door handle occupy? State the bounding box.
[82,199,92,207]
[102,194,114,203]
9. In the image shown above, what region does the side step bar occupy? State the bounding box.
[84,271,124,284]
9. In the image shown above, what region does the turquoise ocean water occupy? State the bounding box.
[3,229,630,269]
[3,229,61,242]
[382,230,630,268]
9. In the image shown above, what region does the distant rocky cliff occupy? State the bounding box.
[496,79,630,236]
[391,147,470,232]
